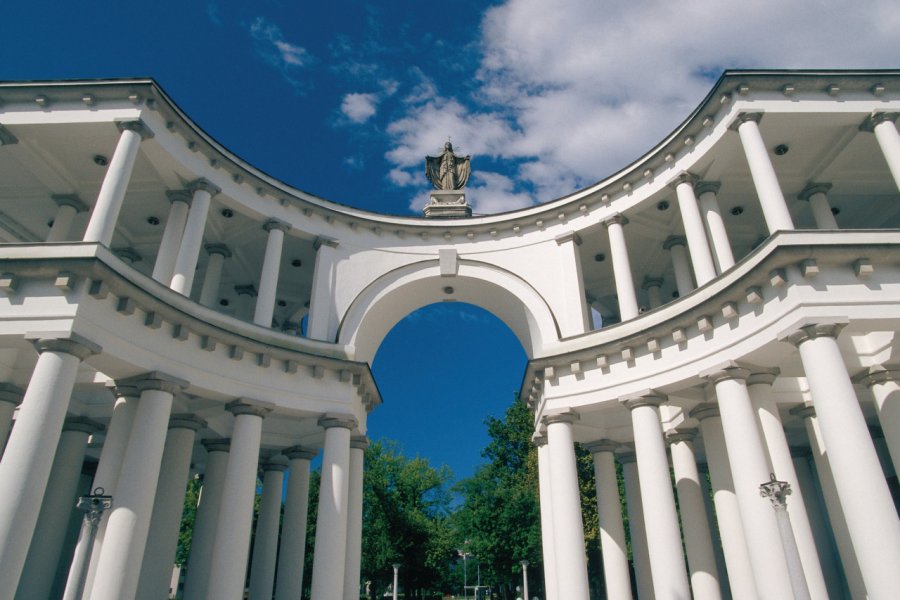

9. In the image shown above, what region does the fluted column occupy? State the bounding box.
[671,173,717,286]
[663,236,693,296]
[249,461,287,600]
[16,417,100,600]
[666,429,721,600]
[690,404,758,600]
[861,112,900,190]
[343,436,368,600]
[0,335,99,594]
[275,446,317,600]
[787,324,900,597]
[641,278,663,309]
[708,367,794,599]
[602,215,639,321]
[695,181,735,271]
[747,371,829,599]
[797,183,838,229]
[619,452,653,600]
[732,112,794,233]
[136,414,207,600]
[90,373,187,600]
[152,190,192,283]
[534,435,558,600]
[170,179,220,296]
[585,440,632,600]
[83,121,153,245]
[253,219,291,327]
[206,400,272,600]
[311,414,357,600]
[623,394,690,599]
[182,439,231,600]
[0,383,23,455]
[855,366,900,470]
[47,194,88,242]
[198,244,231,308]
[543,412,590,600]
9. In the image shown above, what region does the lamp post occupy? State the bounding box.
[458,549,472,599]
[392,563,401,600]
[760,473,811,600]
[62,487,113,600]
[520,560,529,600]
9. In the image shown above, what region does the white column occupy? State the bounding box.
[671,172,717,286]
[787,324,900,597]
[249,461,287,600]
[307,237,341,341]
[343,436,368,600]
[83,121,152,245]
[47,194,88,242]
[747,371,829,599]
[235,285,258,321]
[310,414,356,600]
[623,395,691,599]
[690,404,758,600]
[136,414,206,600]
[90,374,186,600]
[662,236,694,296]
[585,440,633,600]
[709,368,794,599]
[254,219,290,327]
[275,446,316,600]
[666,429,722,600]
[602,215,639,321]
[182,439,231,600]
[733,112,794,233]
[554,232,591,336]
[0,335,98,594]
[16,417,99,600]
[542,413,590,600]
[198,244,231,308]
[856,366,900,471]
[797,183,839,229]
[695,181,735,271]
[641,278,663,309]
[619,453,654,600]
[170,179,219,296]
[206,400,271,600]
[862,112,900,190]
[152,190,192,283]
[534,435,558,600]
[0,383,23,456]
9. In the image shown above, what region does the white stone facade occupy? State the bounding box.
[0,71,898,599]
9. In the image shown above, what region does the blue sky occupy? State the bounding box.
[3,0,897,479]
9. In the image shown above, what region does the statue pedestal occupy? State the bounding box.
[424,190,471,218]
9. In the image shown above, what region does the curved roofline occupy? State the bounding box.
[3,69,898,228]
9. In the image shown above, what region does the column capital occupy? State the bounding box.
[620,391,666,410]
[0,124,19,146]
[202,437,231,453]
[788,403,816,419]
[641,277,663,290]
[0,383,24,405]
[318,413,357,430]
[313,236,340,250]
[616,451,637,464]
[51,194,88,212]
[531,433,547,447]
[169,413,207,431]
[263,219,291,233]
[63,416,103,434]
[113,247,142,264]
[127,371,189,395]
[852,365,900,387]
[668,171,699,189]
[584,439,619,454]
[228,398,275,418]
[666,427,698,444]
[797,182,833,201]
[26,332,101,360]
[694,180,721,196]
[662,235,687,250]
[704,366,750,385]
[166,189,193,205]
[350,435,370,450]
[554,231,582,246]
[541,410,579,426]
[205,243,232,258]
[729,111,764,130]
[188,178,221,197]
[689,402,720,421]
[782,322,846,347]
[283,444,318,460]
[234,284,258,297]
[116,119,154,140]
[260,461,288,473]
[107,381,140,399]
[601,213,628,228]
[747,367,780,386]
[859,111,899,132]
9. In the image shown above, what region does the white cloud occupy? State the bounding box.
[384,0,900,213]
[341,93,379,123]
[249,17,312,89]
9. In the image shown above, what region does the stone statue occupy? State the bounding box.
[426,142,471,191]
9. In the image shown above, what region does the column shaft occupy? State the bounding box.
[697,185,735,271]
[307,239,340,341]
[47,202,79,242]
[83,125,145,245]
[152,195,191,284]
[674,179,717,285]
[249,465,285,600]
[589,447,632,600]
[0,386,23,456]
[536,440,558,600]
[861,371,900,471]
[604,217,639,321]
[275,449,314,600]
[620,456,654,600]
[343,440,367,600]
[873,118,900,190]
[170,184,215,296]
[808,192,839,229]
[736,116,794,233]
[254,222,288,327]
[198,247,229,307]
[664,237,694,296]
